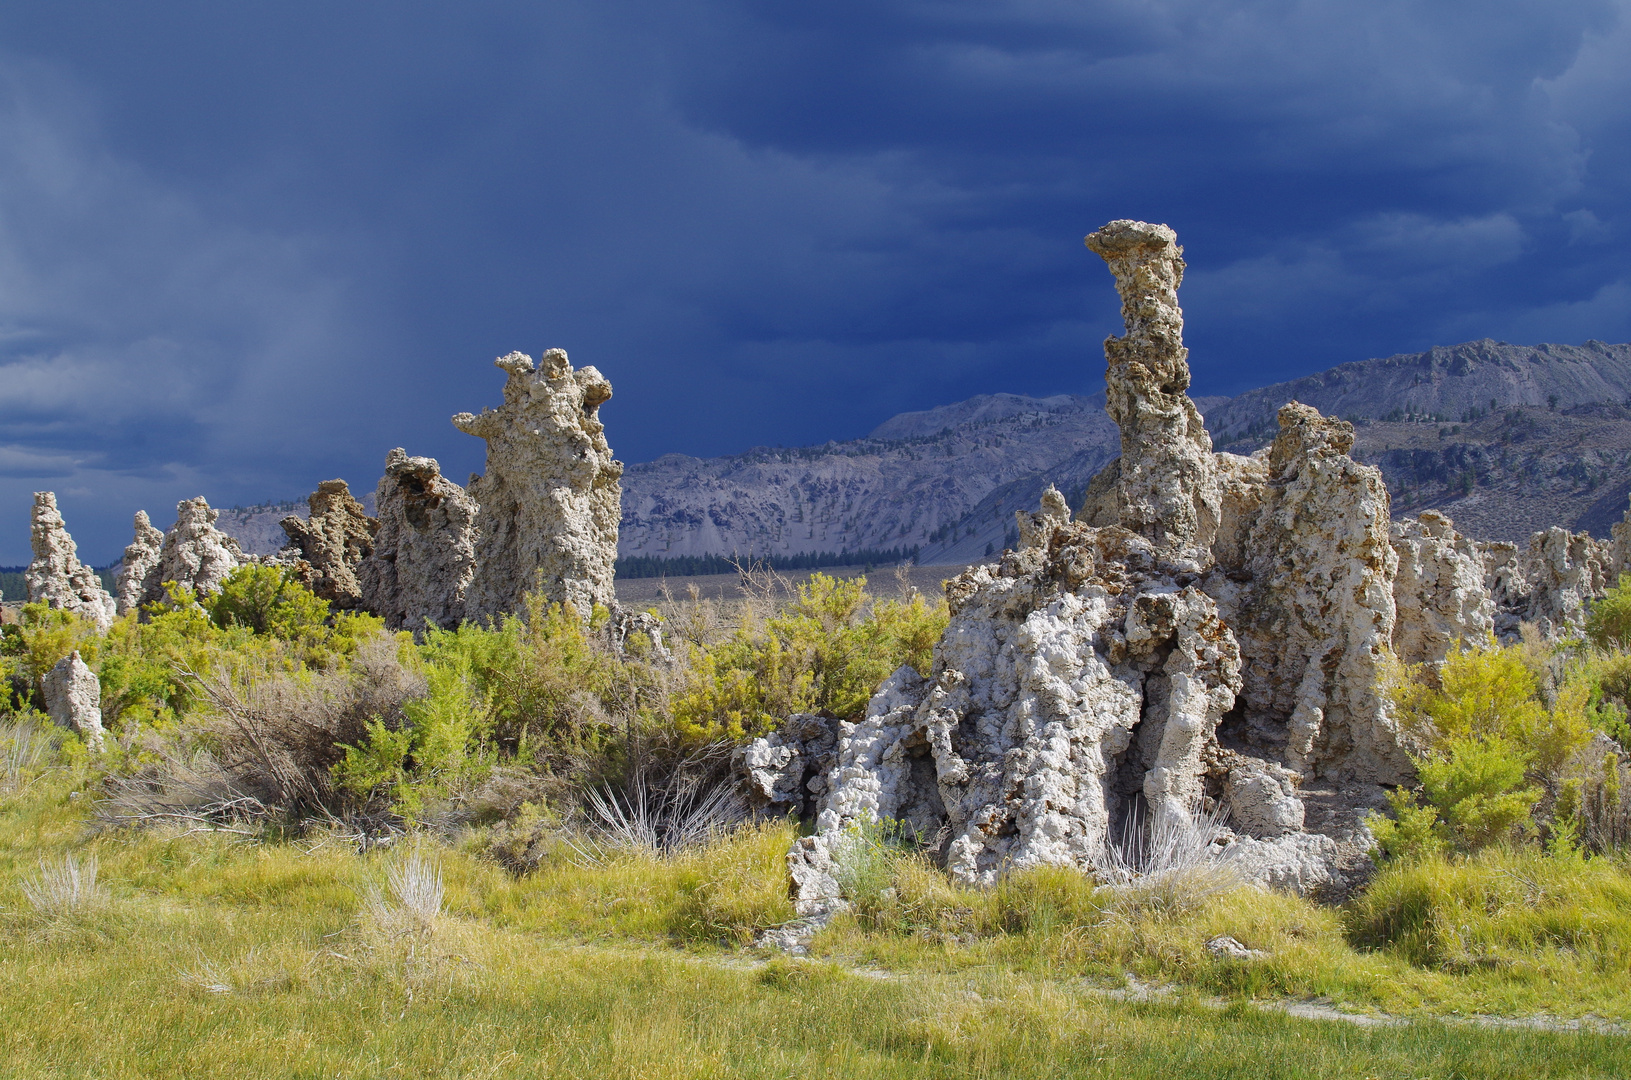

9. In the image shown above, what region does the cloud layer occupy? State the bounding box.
[0,0,1626,562]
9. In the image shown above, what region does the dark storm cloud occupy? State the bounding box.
[0,0,1626,562]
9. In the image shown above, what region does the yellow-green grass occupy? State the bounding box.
[5,771,1631,1078]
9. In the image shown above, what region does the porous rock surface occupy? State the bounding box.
[25,492,116,632]
[42,650,105,751]
[732,713,839,821]
[280,480,379,609]
[115,511,165,616]
[1389,510,1494,667]
[1480,527,1614,642]
[767,219,1627,913]
[1612,497,1631,581]
[358,449,478,632]
[453,349,622,621]
[140,497,247,606]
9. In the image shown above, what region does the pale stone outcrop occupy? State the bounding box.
[782,220,1426,909]
[1220,403,1411,785]
[1611,496,1631,581]
[279,480,379,609]
[25,492,116,632]
[771,219,1631,914]
[732,713,839,820]
[114,511,164,616]
[42,650,105,751]
[1084,221,1220,562]
[1218,753,1305,839]
[453,349,622,622]
[1389,510,1495,667]
[140,498,246,606]
[357,449,478,632]
[1481,527,1613,642]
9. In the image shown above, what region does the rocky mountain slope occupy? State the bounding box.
[614,340,1631,564]
[216,339,1631,563]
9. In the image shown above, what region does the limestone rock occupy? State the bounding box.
[42,650,105,751]
[1216,831,1353,896]
[140,497,246,606]
[1219,403,1412,786]
[790,219,1627,902]
[1610,495,1631,581]
[1389,511,1495,667]
[1204,935,1266,961]
[25,493,116,632]
[114,511,165,617]
[1221,755,1305,839]
[607,606,672,663]
[1076,457,1121,528]
[453,349,622,621]
[1085,220,1220,561]
[358,449,478,632]
[734,713,840,820]
[279,480,379,609]
[1481,527,1613,642]
[799,521,1244,890]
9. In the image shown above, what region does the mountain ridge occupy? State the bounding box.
[217,339,1631,564]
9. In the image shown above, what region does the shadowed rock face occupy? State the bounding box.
[358,449,478,633]
[775,219,1631,909]
[25,492,116,632]
[280,480,379,610]
[140,497,246,607]
[115,511,164,617]
[453,348,622,621]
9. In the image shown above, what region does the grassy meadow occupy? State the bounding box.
[4,762,1631,1079]
[3,566,1631,1076]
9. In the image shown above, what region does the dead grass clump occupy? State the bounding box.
[100,634,423,833]
[22,853,110,919]
[1,718,58,794]
[1099,803,1241,918]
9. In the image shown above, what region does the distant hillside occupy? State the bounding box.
[618,394,1125,567]
[1205,339,1631,443]
[622,339,1631,565]
[209,340,1631,570]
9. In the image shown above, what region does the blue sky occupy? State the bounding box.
[1,1,1628,564]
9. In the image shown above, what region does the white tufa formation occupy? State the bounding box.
[453,349,622,621]
[140,497,247,606]
[775,219,1631,910]
[279,479,379,609]
[1389,510,1495,668]
[1611,495,1631,582]
[114,511,165,617]
[1084,221,1221,562]
[25,492,116,632]
[1480,527,1614,642]
[357,449,479,632]
[42,650,105,751]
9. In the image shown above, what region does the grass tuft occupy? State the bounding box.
[21,852,109,919]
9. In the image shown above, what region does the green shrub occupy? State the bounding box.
[1375,640,1590,860]
[672,573,947,741]
[1586,574,1631,651]
[1368,786,1448,862]
[0,603,103,704]
[205,565,383,669]
[1415,735,1541,851]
